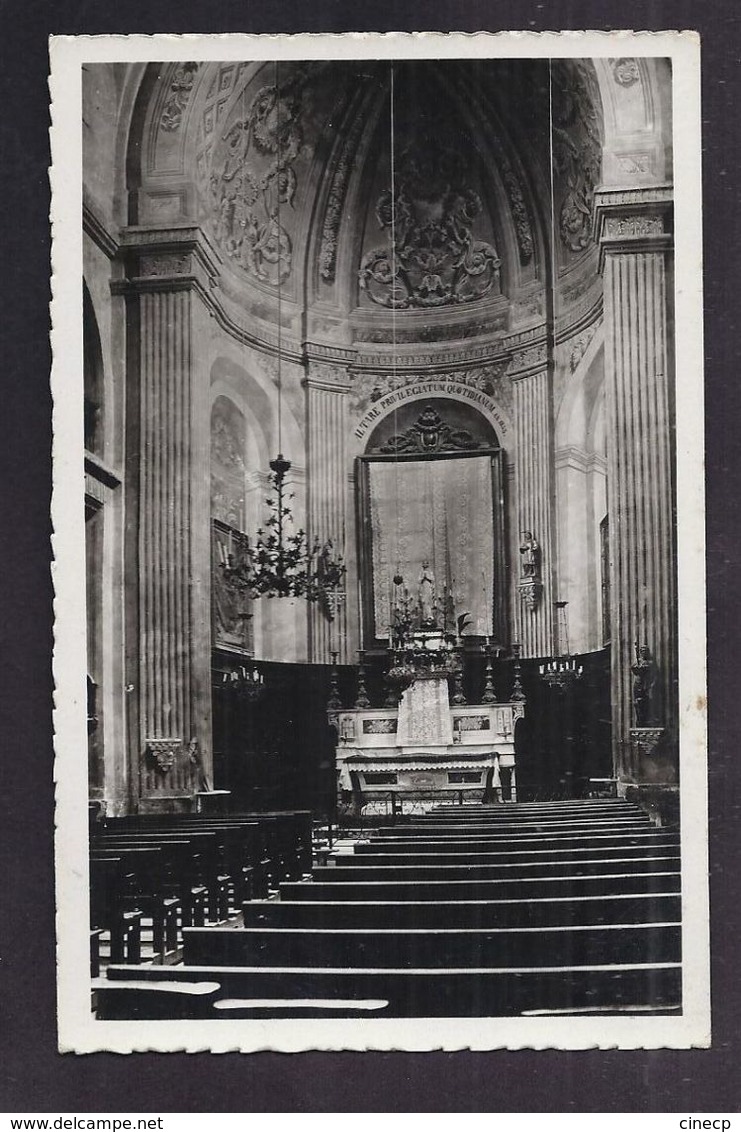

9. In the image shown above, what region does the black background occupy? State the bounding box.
[1,0,739,1113]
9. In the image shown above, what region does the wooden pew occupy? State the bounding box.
[92,835,210,927]
[279,871,682,902]
[89,853,145,965]
[90,927,104,978]
[368,830,680,849]
[341,844,681,868]
[314,856,681,884]
[374,820,653,839]
[182,921,681,969]
[103,822,258,904]
[242,892,682,931]
[103,960,682,1018]
[93,978,222,1020]
[350,833,683,855]
[135,810,313,881]
[406,813,652,829]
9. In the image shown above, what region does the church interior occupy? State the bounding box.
[81,56,681,1020]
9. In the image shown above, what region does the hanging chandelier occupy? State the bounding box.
[221,61,345,615]
[540,601,584,690]
[222,453,345,607]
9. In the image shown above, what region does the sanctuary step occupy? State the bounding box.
[95,799,682,1019]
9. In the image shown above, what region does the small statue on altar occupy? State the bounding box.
[631,642,657,726]
[417,559,436,626]
[519,531,541,579]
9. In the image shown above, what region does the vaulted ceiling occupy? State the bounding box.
[116,56,668,349]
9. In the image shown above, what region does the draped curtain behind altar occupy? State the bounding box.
[368,455,494,639]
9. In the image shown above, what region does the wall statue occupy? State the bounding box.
[519,531,541,577]
[631,643,657,727]
[518,530,543,612]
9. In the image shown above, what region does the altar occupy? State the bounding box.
[334,628,523,811]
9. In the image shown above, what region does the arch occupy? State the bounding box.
[555,328,605,452]
[83,281,105,456]
[350,383,513,459]
[365,396,501,455]
[209,352,304,472]
[554,336,608,654]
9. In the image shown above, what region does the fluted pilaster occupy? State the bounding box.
[595,188,676,784]
[511,348,554,658]
[305,359,351,663]
[118,228,218,805]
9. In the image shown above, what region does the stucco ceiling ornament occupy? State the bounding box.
[208,83,303,286]
[160,63,200,132]
[319,104,368,283]
[552,62,603,254]
[611,58,641,88]
[375,405,483,455]
[568,316,603,373]
[359,138,501,309]
[497,150,534,265]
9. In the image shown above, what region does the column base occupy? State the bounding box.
[620,782,680,829]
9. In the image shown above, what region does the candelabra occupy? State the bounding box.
[354,651,371,709]
[451,651,467,705]
[327,650,342,714]
[511,642,526,702]
[481,639,498,704]
[223,663,265,703]
[540,602,583,690]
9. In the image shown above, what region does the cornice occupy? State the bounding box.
[555,445,591,473]
[118,224,222,280]
[82,201,118,260]
[593,185,674,270]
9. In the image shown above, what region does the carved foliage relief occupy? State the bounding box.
[551,61,603,255]
[359,135,501,309]
[207,75,308,285]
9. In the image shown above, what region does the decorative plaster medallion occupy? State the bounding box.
[611,58,641,88]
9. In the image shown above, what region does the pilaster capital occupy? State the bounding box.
[304,342,356,392]
[114,224,221,300]
[593,185,673,270]
[506,341,548,381]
